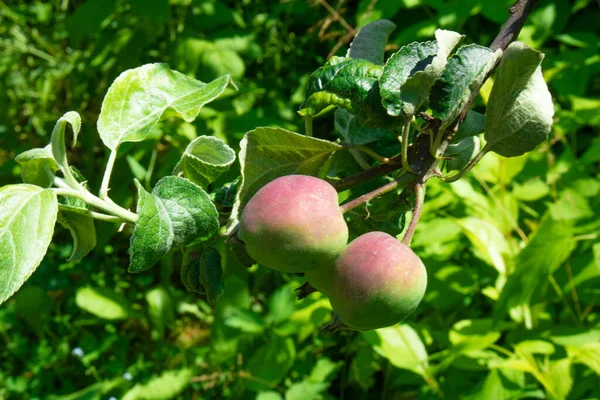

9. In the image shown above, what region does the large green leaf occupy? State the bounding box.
[494,215,576,324]
[15,146,58,188]
[380,30,463,117]
[334,19,397,146]
[129,177,219,273]
[0,185,58,305]
[484,42,554,157]
[226,127,341,234]
[398,30,464,117]
[431,45,500,133]
[380,40,438,116]
[173,136,236,188]
[362,324,428,375]
[347,19,396,64]
[122,369,193,400]
[98,63,232,150]
[299,57,398,129]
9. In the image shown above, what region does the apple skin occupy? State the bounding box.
[329,231,427,331]
[238,175,348,273]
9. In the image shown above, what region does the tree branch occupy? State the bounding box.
[339,173,414,213]
[331,155,403,192]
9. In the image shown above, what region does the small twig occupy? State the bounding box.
[401,183,425,245]
[339,174,414,213]
[331,156,402,191]
[316,0,355,34]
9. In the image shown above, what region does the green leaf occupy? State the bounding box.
[245,336,296,391]
[267,285,297,325]
[465,369,525,400]
[75,287,130,320]
[56,210,97,262]
[347,19,396,64]
[334,21,397,148]
[98,63,233,150]
[398,30,464,117]
[362,324,428,375]
[226,127,341,234]
[129,177,219,273]
[452,110,485,143]
[180,253,205,294]
[334,109,391,145]
[50,111,81,176]
[299,57,398,129]
[431,45,500,133]
[444,136,480,172]
[15,146,59,188]
[122,369,193,400]
[285,381,328,400]
[449,319,501,352]
[548,188,593,221]
[380,30,463,117]
[512,179,550,201]
[197,247,224,305]
[380,40,438,116]
[225,308,266,333]
[257,392,283,400]
[454,217,511,275]
[495,215,576,324]
[484,42,554,157]
[0,185,58,305]
[173,136,236,188]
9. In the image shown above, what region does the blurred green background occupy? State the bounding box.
[1,0,599,399]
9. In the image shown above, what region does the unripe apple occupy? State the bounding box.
[238,175,348,273]
[329,231,427,330]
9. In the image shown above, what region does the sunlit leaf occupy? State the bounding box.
[0,185,58,305]
[129,177,219,273]
[15,146,58,188]
[174,136,236,188]
[75,287,130,320]
[122,369,193,400]
[485,42,554,157]
[98,63,232,150]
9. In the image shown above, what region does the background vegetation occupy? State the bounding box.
[0,0,599,399]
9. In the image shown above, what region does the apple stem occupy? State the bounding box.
[401,182,425,246]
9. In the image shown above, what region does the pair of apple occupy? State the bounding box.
[238,175,427,331]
